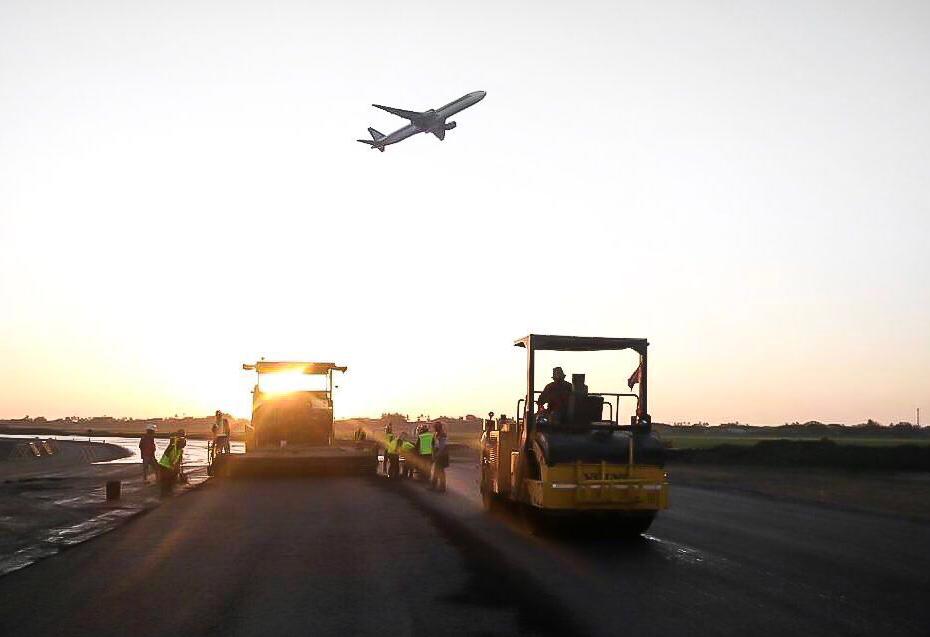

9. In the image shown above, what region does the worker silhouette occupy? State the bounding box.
[537,366,572,424]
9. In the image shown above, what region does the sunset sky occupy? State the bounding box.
[1,1,928,425]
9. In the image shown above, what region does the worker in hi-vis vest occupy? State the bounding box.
[417,425,434,479]
[399,436,416,478]
[385,432,400,479]
[158,430,186,491]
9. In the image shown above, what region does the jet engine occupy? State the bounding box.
[444,121,457,130]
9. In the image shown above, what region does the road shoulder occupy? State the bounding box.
[0,459,207,577]
[668,464,930,522]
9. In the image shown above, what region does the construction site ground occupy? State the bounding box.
[0,449,928,637]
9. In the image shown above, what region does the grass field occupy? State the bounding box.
[661,435,930,449]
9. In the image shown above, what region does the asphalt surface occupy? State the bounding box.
[0,475,569,637]
[441,462,930,637]
[1,462,928,637]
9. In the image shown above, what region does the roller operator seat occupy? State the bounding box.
[566,373,605,426]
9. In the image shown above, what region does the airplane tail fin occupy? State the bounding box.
[356,128,386,152]
[355,128,385,153]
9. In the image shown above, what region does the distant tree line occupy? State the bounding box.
[655,419,928,438]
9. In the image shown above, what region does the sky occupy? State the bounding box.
[1,0,928,425]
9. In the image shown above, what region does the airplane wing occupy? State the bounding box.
[372,104,425,121]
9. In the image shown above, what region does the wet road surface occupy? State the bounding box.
[0,435,227,575]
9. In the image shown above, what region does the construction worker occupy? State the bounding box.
[213,418,229,455]
[430,421,449,493]
[219,417,231,454]
[139,425,158,482]
[382,424,394,475]
[399,435,416,478]
[417,424,434,481]
[157,430,185,492]
[209,422,219,463]
[537,366,572,424]
[385,432,400,479]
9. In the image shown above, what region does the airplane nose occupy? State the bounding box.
[474,91,487,100]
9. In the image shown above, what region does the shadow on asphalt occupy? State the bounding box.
[378,478,589,637]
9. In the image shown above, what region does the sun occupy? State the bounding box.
[258,372,328,395]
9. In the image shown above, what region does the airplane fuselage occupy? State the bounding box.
[435,90,486,120]
[378,123,420,147]
[359,91,486,150]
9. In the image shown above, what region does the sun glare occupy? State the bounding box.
[258,372,328,395]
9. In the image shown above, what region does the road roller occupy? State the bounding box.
[480,335,669,535]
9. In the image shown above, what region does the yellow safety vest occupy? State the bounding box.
[400,440,415,454]
[387,437,398,454]
[418,432,434,455]
[158,443,180,470]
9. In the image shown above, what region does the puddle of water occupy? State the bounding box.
[0,435,216,579]
[0,545,59,577]
[45,508,142,546]
[1,434,244,469]
[52,495,93,507]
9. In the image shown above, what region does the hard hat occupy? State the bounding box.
[146,425,156,432]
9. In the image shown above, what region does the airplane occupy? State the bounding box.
[357,90,486,152]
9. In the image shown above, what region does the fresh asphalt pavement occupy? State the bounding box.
[0,475,568,637]
[433,461,930,637]
[0,462,928,637]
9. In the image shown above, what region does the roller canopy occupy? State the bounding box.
[243,361,348,375]
[514,334,648,355]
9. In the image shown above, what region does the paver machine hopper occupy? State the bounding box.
[211,361,377,477]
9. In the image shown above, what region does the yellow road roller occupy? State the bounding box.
[480,335,669,534]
